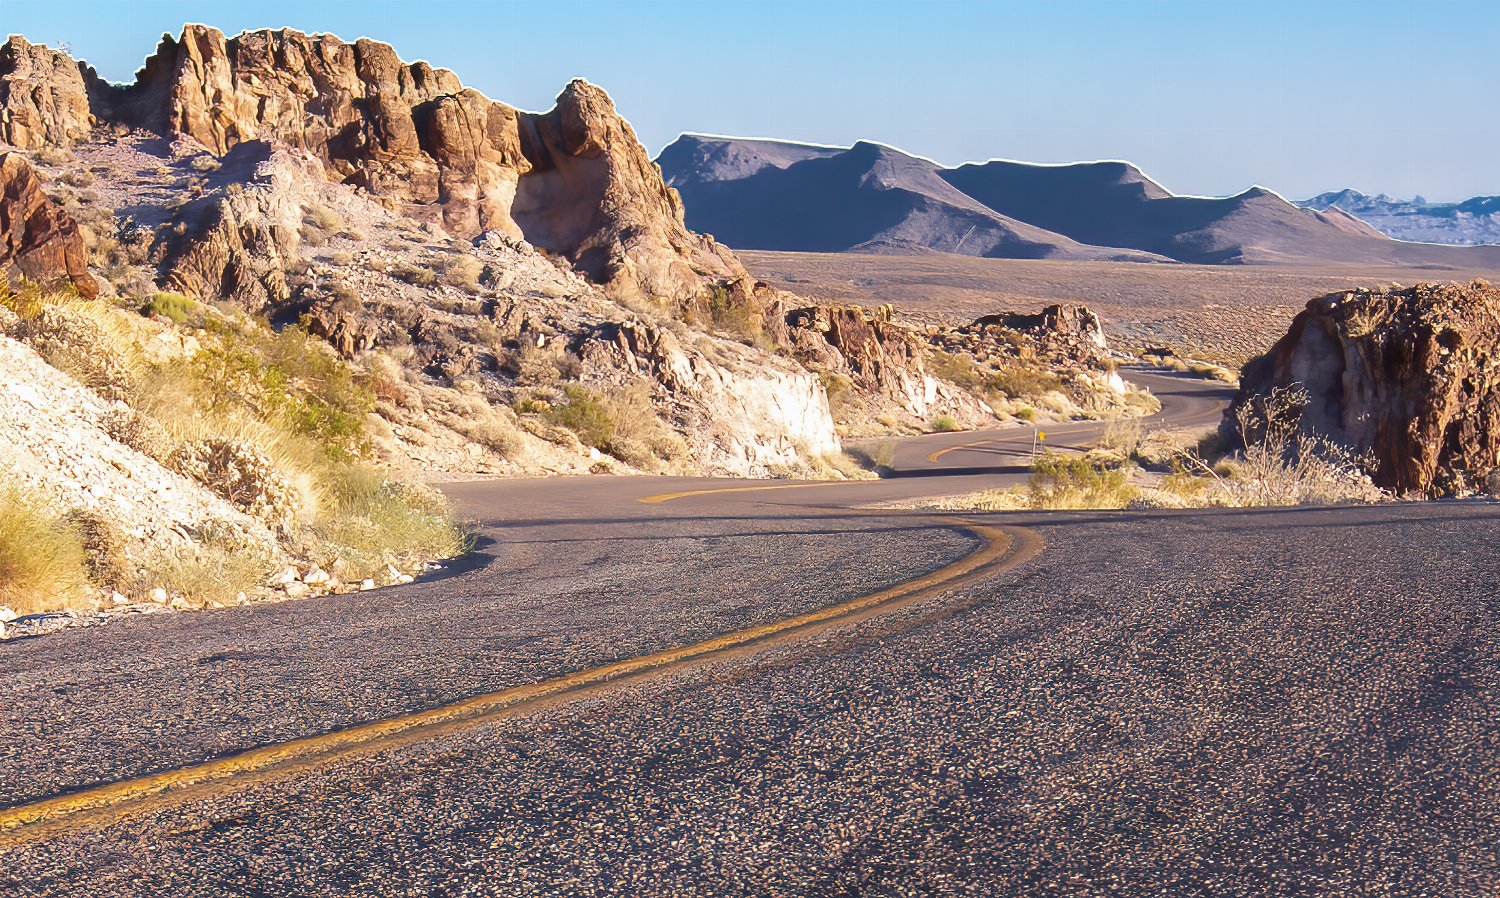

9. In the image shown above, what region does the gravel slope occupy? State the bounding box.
[8,502,1499,897]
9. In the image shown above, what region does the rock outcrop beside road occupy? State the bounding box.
[0,152,97,297]
[1234,281,1500,496]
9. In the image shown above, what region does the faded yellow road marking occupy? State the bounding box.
[0,521,1042,846]
[639,480,879,504]
[925,436,1025,464]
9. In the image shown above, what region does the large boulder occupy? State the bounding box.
[0,36,93,149]
[1231,281,1500,496]
[0,152,97,297]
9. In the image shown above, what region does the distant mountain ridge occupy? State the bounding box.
[1298,190,1500,246]
[658,134,1500,268]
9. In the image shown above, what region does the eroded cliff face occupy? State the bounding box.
[0,37,94,150]
[0,152,97,297]
[1233,281,1500,496]
[78,26,740,304]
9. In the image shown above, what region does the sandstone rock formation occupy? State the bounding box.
[159,145,305,307]
[1233,281,1500,496]
[76,25,739,304]
[0,36,93,149]
[0,152,97,296]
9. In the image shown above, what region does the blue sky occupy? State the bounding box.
[8,0,1496,201]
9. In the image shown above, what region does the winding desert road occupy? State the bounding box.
[4,371,1499,897]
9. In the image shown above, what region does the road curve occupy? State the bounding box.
[8,372,1499,896]
[0,371,1223,833]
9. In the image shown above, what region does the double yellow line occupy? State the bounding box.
[0,519,1041,846]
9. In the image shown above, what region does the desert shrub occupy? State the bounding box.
[312,466,469,581]
[929,414,961,433]
[989,365,1065,402]
[545,382,686,470]
[175,322,374,459]
[819,371,855,418]
[0,485,91,615]
[1026,453,1138,510]
[546,384,616,448]
[691,283,764,344]
[393,263,437,287]
[1014,407,1038,423]
[441,255,484,292]
[141,291,200,325]
[145,524,276,608]
[843,439,897,477]
[189,155,221,173]
[1169,386,1384,507]
[61,169,94,187]
[168,439,304,527]
[928,351,987,391]
[68,509,136,594]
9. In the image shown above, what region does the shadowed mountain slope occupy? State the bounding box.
[660,135,1500,268]
[660,138,1166,262]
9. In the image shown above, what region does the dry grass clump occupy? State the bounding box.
[844,439,896,477]
[4,300,139,401]
[393,263,438,288]
[929,414,961,433]
[441,255,484,292]
[1025,453,1138,509]
[311,468,469,581]
[144,525,277,608]
[0,485,91,615]
[1157,386,1385,507]
[101,407,174,463]
[542,381,688,471]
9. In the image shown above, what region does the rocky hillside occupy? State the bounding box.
[0,26,1165,628]
[659,134,1500,268]
[1299,189,1500,247]
[1,27,1150,472]
[1230,281,1500,497]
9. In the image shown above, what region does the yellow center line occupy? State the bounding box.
[925,436,1030,464]
[639,481,877,504]
[0,521,1043,846]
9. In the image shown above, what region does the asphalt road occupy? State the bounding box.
[6,372,1499,896]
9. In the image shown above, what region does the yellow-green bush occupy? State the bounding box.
[141,292,200,325]
[0,485,91,615]
[1026,453,1137,509]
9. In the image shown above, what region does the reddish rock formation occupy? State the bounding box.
[0,36,94,149]
[0,152,97,297]
[81,25,740,303]
[1233,282,1500,496]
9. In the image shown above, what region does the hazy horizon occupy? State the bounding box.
[8,0,1496,202]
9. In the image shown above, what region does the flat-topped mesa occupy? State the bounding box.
[7,25,742,303]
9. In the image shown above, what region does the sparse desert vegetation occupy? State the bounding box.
[0,282,469,616]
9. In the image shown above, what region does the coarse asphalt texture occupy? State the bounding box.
[5,371,1498,897]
